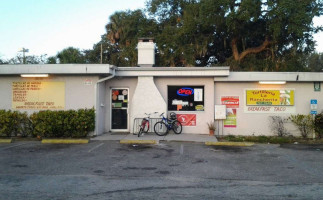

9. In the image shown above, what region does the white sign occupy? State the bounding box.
[84,79,92,85]
[215,105,226,120]
[244,106,296,113]
[194,88,203,102]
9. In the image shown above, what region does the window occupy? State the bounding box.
[168,86,204,111]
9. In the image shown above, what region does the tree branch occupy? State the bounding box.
[231,37,272,61]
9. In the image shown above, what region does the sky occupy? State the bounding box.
[0,0,322,60]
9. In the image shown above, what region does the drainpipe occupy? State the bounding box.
[95,67,116,135]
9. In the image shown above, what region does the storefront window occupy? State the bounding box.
[168,86,204,111]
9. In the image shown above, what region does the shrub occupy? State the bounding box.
[314,111,323,138]
[0,110,31,137]
[269,116,289,137]
[30,108,95,138]
[223,135,244,142]
[289,114,314,138]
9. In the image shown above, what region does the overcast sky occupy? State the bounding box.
[0,0,322,60]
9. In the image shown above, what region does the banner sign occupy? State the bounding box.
[221,96,239,108]
[12,81,65,110]
[224,108,237,128]
[246,89,294,106]
[176,114,196,126]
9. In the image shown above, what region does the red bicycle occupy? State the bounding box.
[138,112,158,137]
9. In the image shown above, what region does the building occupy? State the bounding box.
[0,40,322,137]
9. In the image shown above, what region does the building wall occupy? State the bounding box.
[215,82,322,136]
[0,76,98,114]
[154,77,215,134]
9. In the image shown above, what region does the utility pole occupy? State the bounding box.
[100,43,103,64]
[19,48,29,64]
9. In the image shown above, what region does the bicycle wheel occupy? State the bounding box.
[138,127,143,137]
[172,120,182,134]
[154,122,168,136]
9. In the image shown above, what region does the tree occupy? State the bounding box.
[47,56,58,64]
[56,47,85,64]
[146,0,322,69]
[307,52,323,71]
[105,10,158,66]
[0,57,8,64]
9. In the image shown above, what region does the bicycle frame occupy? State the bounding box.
[140,118,149,133]
[160,115,175,130]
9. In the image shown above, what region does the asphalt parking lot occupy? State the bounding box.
[0,141,323,200]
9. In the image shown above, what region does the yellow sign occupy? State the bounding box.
[12,81,65,110]
[246,90,294,106]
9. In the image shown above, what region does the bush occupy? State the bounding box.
[314,111,323,138]
[289,114,314,138]
[0,110,31,137]
[269,116,289,137]
[223,135,293,144]
[30,108,95,138]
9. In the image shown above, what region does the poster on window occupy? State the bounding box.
[168,86,204,111]
[224,108,237,128]
[176,114,196,126]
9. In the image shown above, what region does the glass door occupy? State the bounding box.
[110,88,129,131]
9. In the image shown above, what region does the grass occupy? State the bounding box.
[220,135,323,144]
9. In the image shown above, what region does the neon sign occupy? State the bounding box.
[177,88,194,96]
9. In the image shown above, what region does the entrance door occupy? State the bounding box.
[110,88,129,131]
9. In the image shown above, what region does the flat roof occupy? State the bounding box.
[115,67,230,77]
[214,72,323,82]
[0,64,114,75]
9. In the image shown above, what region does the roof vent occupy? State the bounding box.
[138,38,155,67]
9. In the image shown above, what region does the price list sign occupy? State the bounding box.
[12,81,65,110]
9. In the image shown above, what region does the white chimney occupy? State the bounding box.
[138,38,155,67]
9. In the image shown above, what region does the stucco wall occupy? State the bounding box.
[215,82,322,136]
[0,76,98,114]
[154,77,215,134]
[104,77,138,132]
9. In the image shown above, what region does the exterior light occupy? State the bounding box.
[21,74,49,78]
[259,81,286,85]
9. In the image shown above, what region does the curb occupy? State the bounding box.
[0,139,12,143]
[41,139,89,144]
[120,139,158,144]
[205,141,254,146]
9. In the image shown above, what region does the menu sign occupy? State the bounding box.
[12,81,65,110]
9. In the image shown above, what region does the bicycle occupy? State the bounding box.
[138,112,158,137]
[153,112,182,136]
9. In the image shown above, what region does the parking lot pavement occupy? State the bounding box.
[0,141,323,200]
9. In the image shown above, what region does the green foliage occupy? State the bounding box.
[289,114,314,138]
[100,0,322,69]
[30,108,95,138]
[223,135,293,144]
[269,116,289,137]
[56,47,85,64]
[0,109,95,138]
[207,121,216,130]
[0,110,31,137]
[314,111,323,138]
[307,52,323,72]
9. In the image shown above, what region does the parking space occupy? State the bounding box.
[0,141,323,199]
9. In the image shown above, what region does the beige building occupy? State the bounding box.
[0,40,322,137]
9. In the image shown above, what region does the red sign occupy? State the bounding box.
[177,88,194,96]
[176,114,196,126]
[221,96,239,108]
